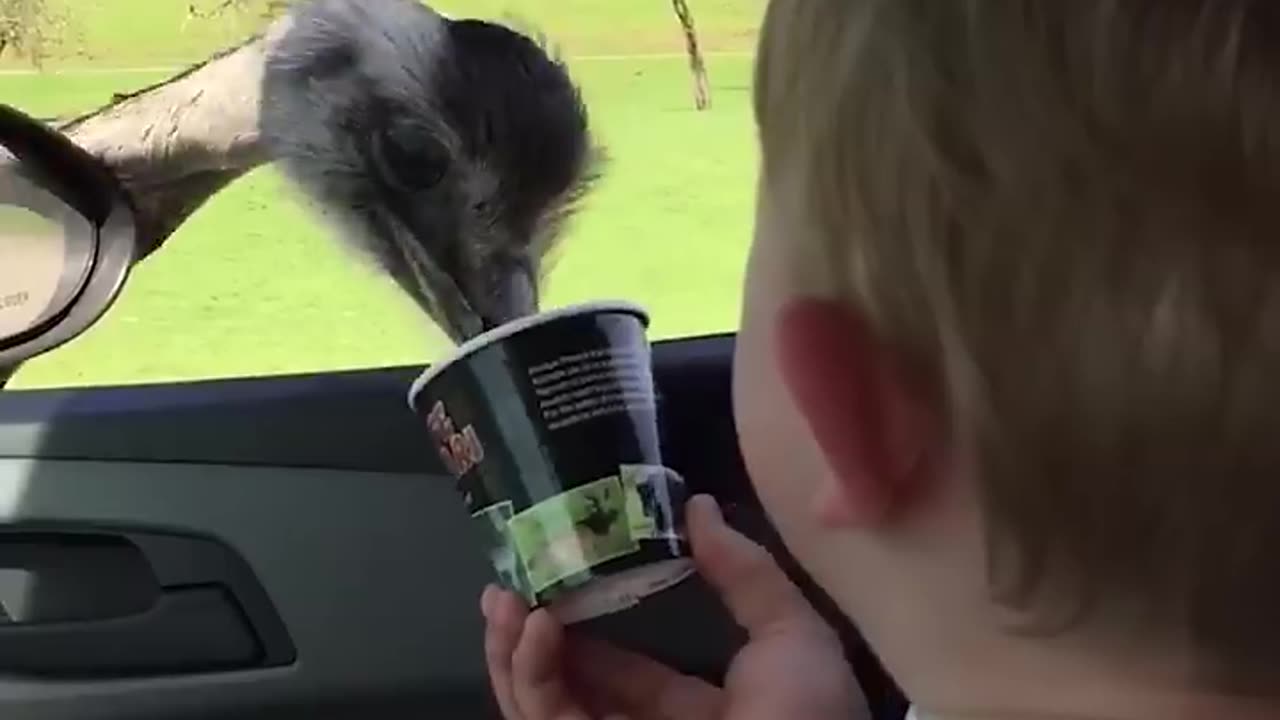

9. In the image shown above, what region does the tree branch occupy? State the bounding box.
[185,0,242,19]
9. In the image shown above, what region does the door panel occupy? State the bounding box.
[0,335,906,720]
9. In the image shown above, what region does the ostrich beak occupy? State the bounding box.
[478,258,538,331]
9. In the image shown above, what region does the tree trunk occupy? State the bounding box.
[49,19,294,258]
[671,0,710,111]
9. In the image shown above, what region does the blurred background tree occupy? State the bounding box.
[0,0,71,67]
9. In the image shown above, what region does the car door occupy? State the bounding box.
[0,335,906,720]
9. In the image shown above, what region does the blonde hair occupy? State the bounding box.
[756,0,1280,686]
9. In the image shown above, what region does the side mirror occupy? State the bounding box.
[0,104,137,375]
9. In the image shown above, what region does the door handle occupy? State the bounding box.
[0,586,259,677]
[0,528,295,679]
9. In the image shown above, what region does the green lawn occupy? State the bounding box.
[3,3,761,389]
[3,0,762,68]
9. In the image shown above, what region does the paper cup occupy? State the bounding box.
[408,301,694,623]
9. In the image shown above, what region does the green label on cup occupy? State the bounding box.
[472,464,688,602]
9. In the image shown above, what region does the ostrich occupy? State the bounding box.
[43,0,598,344]
[260,0,597,339]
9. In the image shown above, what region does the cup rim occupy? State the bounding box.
[408,299,650,406]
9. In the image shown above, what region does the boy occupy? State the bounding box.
[482,1,1280,718]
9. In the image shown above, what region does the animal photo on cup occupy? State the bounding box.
[621,464,687,542]
[470,501,534,601]
[507,476,639,593]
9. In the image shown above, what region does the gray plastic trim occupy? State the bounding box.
[0,458,740,720]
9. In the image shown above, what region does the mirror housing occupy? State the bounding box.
[0,104,138,376]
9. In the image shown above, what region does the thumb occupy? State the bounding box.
[686,495,821,637]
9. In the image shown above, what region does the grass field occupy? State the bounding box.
[2,1,762,389]
[1,0,761,68]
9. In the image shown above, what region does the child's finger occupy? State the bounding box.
[482,586,528,720]
[687,495,823,637]
[511,608,589,720]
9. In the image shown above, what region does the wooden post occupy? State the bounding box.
[671,0,711,111]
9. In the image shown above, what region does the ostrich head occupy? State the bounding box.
[260,0,597,341]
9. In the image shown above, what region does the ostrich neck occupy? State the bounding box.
[55,21,293,257]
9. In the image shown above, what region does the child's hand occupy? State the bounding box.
[481,495,868,720]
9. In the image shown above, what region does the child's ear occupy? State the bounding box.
[775,297,936,528]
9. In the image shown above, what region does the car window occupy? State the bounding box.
[0,0,762,390]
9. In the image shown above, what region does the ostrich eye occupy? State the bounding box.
[370,120,450,193]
